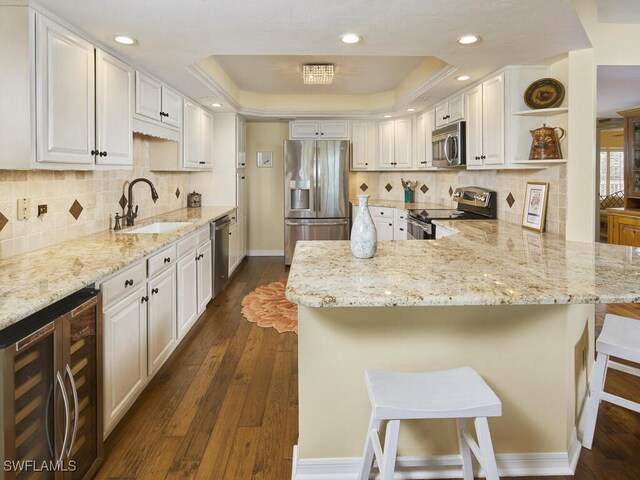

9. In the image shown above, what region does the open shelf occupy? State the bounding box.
[511,159,567,165]
[512,107,568,117]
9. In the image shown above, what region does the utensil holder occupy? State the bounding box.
[404,190,414,204]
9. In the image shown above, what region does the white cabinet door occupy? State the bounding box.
[351,122,369,169]
[236,172,247,218]
[96,50,133,167]
[183,100,202,169]
[466,84,483,167]
[201,109,213,168]
[394,222,407,240]
[448,94,465,122]
[378,121,395,168]
[236,116,246,168]
[239,216,247,261]
[374,219,394,240]
[482,74,505,166]
[161,86,182,128]
[228,222,238,275]
[135,71,162,121]
[320,121,349,138]
[196,240,213,314]
[177,253,198,340]
[290,121,320,138]
[434,103,449,128]
[394,118,413,168]
[415,113,426,168]
[36,16,95,165]
[147,267,176,376]
[103,286,147,432]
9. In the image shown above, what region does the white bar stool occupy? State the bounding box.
[357,367,502,480]
[582,313,640,449]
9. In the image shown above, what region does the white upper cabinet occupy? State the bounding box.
[378,121,395,168]
[135,72,182,129]
[434,93,465,128]
[236,116,246,168]
[290,120,349,139]
[415,110,434,169]
[482,74,505,165]
[466,84,484,167]
[351,121,377,170]
[96,50,133,167]
[378,118,413,169]
[182,100,212,170]
[202,110,214,168]
[36,15,95,165]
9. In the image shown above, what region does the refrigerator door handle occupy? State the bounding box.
[286,219,349,227]
[56,370,71,462]
[314,144,319,212]
[65,364,79,457]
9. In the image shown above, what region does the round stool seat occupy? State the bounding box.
[366,367,502,420]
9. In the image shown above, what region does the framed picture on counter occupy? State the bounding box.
[522,182,549,232]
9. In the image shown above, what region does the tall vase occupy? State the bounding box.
[350,195,377,259]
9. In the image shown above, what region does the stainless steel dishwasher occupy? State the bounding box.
[212,216,231,297]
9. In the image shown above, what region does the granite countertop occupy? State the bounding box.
[286,219,640,307]
[351,198,450,210]
[0,206,236,330]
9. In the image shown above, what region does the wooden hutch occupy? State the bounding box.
[608,107,640,246]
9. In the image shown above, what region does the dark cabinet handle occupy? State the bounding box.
[99,151,107,157]
[125,279,134,287]
[151,288,159,295]
[241,163,246,166]
[91,149,98,155]
[199,161,205,165]
[365,162,368,166]
[388,223,392,226]
[200,253,205,259]
[164,257,171,263]
[165,112,169,117]
[400,228,405,231]
[160,111,170,117]
[241,176,246,179]
[141,295,148,303]
[481,155,486,160]
[320,132,324,135]
[380,212,384,215]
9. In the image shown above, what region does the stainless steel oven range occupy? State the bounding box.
[406,186,497,240]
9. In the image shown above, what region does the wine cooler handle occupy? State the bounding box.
[65,364,79,457]
[45,383,54,459]
[56,371,71,462]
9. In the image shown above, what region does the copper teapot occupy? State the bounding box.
[529,124,565,160]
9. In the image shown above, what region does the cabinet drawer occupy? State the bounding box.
[148,244,177,278]
[177,232,197,258]
[394,209,407,223]
[196,225,210,247]
[101,262,146,306]
[370,206,394,219]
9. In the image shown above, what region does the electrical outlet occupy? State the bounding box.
[38,204,48,216]
[17,198,30,220]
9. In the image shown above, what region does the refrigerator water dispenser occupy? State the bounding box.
[290,180,311,210]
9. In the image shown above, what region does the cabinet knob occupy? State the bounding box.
[151,288,159,295]
[320,132,324,135]
[164,257,171,263]
[141,295,149,303]
[125,279,134,287]
[400,228,404,231]
[99,151,107,157]
[481,155,486,160]
[365,162,368,165]
[91,149,98,156]
[388,223,392,226]
[199,161,205,165]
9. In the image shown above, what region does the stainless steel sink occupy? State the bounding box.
[119,222,192,234]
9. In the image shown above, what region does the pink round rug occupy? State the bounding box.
[241,281,298,334]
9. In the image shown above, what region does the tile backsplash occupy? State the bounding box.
[0,135,190,260]
[349,165,567,234]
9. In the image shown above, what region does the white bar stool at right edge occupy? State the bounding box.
[357,367,502,480]
[583,313,640,449]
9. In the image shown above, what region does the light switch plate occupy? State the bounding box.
[17,198,30,220]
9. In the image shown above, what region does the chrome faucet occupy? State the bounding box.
[126,178,159,226]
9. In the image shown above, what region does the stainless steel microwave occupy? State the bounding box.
[432,121,466,167]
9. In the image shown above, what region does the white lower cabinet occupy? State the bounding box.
[229,221,238,275]
[147,266,177,376]
[177,250,198,340]
[103,283,147,434]
[197,240,213,314]
[374,219,394,240]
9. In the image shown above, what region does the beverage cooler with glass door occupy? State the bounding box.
[0,288,103,480]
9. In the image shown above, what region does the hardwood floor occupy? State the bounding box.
[95,257,640,480]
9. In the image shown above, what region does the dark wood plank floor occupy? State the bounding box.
[95,257,640,480]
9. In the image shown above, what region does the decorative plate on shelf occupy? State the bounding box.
[524,78,565,109]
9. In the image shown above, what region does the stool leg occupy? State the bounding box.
[456,418,474,480]
[357,413,381,480]
[475,417,499,480]
[582,352,609,449]
[380,419,400,480]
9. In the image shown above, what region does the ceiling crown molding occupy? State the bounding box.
[186,63,243,112]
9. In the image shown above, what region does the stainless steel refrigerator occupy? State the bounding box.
[284,140,350,265]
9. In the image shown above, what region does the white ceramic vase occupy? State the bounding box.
[350,195,377,259]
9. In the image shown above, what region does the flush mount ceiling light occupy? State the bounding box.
[383,114,392,118]
[113,35,137,45]
[457,34,479,45]
[456,75,471,81]
[407,108,416,112]
[303,64,335,85]
[340,33,361,44]
[211,102,223,107]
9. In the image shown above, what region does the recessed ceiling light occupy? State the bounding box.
[211,103,223,108]
[383,115,392,118]
[113,35,137,45]
[340,33,361,44]
[456,75,471,81]
[457,35,479,45]
[407,108,416,112]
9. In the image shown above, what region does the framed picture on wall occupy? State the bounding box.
[522,182,549,232]
[257,151,273,168]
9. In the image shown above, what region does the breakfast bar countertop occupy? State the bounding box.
[0,206,236,330]
[286,219,640,308]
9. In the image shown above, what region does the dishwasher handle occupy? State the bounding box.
[214,217,231,231]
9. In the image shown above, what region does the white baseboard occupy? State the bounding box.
[292,432,582,479]
[247,249,284,256]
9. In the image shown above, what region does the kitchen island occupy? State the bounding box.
[286,220,640,478]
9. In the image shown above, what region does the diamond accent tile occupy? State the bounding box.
[420,184,429,194]
[359,183,368,192]
[0,211,7,233]
[385,183,393,192]
[448,186,454,197]
[506,192,515,208]
[175,188,181,199]
[119,194,127,210]
[69,200,83,220]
